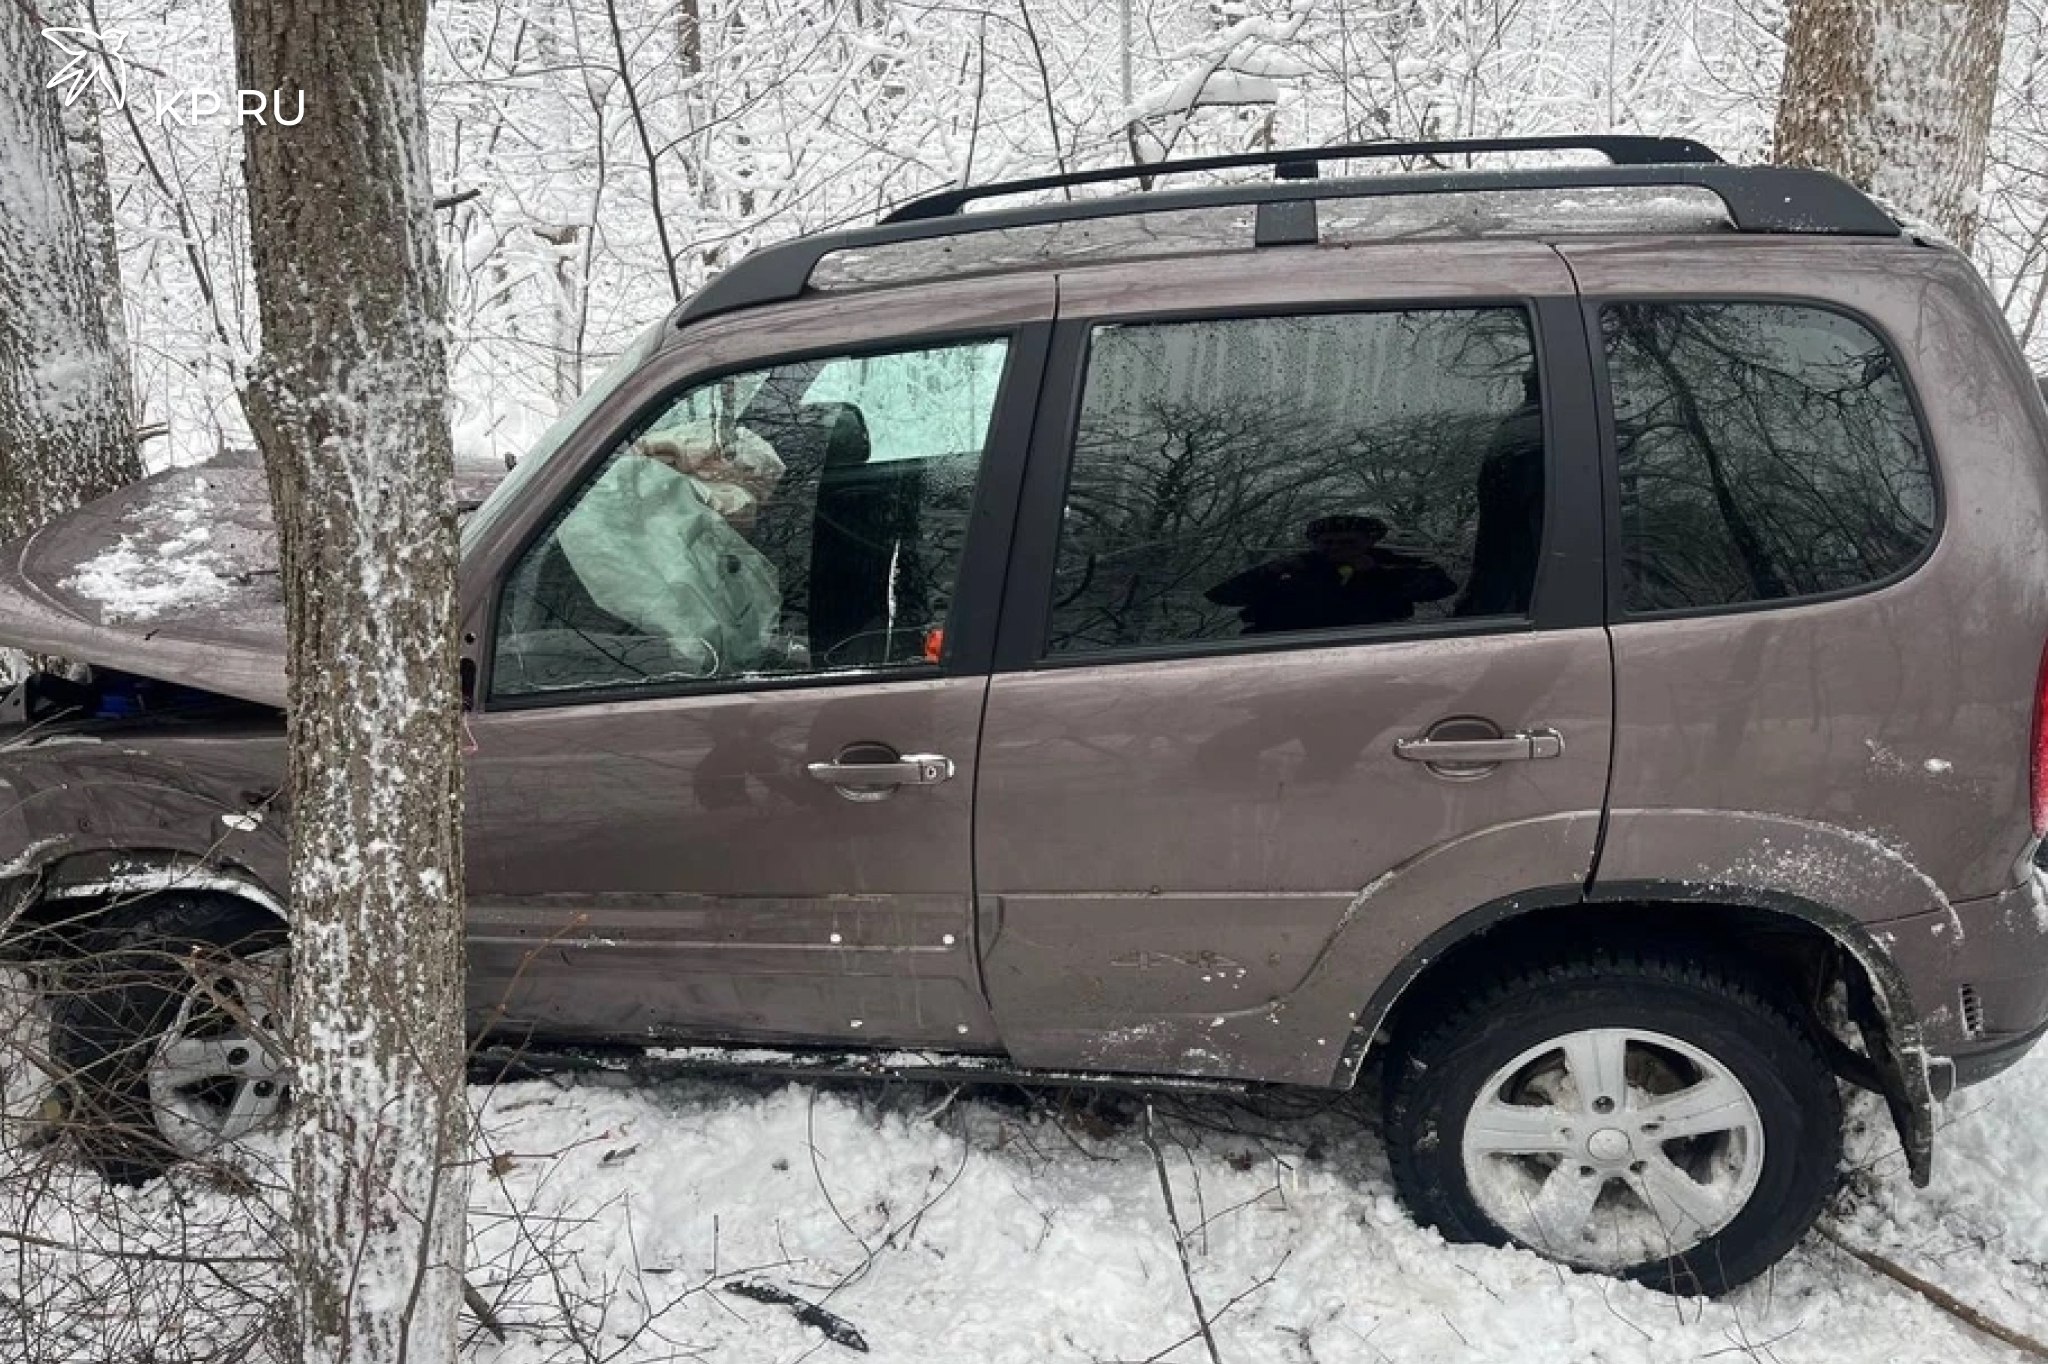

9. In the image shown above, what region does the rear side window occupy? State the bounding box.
[1603,303,1935,614]
[1046,308,1546,656]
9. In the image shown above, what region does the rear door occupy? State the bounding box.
[459,277,1052,1050]
[973,245,1614,1086]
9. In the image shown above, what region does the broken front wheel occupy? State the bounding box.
[48,894,287,1183]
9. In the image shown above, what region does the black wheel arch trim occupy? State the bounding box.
[1344,877,1936,1186]
[2,848,288,944]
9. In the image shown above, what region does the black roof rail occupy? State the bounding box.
[675,158,1899,330]
[882,135,1723,223]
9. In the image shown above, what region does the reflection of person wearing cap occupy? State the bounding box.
[1205,513,1455,636]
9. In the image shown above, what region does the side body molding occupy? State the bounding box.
[1339,810,1950,1185]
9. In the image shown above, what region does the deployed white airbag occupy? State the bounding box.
[554,422,785,675]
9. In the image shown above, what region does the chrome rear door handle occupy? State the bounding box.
[807,753,956,788]
[1394,729,1564,763]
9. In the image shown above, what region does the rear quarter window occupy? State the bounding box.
[1602,302,1936,614]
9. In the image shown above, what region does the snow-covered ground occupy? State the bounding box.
[459,1056,2048,1363]
[9,1044,2040,1363]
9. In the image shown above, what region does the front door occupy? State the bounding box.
[462,289,1049,1051]
[974,247,1614,1086]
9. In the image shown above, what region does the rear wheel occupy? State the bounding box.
[1383,947,1840,1295]
[49,896,288,1183]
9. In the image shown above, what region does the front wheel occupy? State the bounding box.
[48,895,288,1183]
[1383,948,1841,1295]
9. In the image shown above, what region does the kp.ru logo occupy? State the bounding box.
[42,26,305,126]
[40,26,124,109]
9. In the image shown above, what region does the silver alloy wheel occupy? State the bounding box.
[1458,1026,1765,1271]
[144,947,288,1159]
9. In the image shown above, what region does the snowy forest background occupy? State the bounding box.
[86,0,2048,476]
[9,3,2048,1362]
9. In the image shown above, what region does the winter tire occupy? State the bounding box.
[49,895,287,1184]
[1383,946,1841,1295]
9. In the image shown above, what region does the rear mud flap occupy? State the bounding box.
[1876,1035,1936,1187]
[1839,934,1936,1187]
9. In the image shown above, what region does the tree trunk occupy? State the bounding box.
[0,1,139,543]
[224,2,469,1361]
[1774,0,2011,248]
[679,0,701,75]
[533,223,584,407]
[48,0,133,425]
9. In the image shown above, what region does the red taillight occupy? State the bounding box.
[2032,639,2048,837]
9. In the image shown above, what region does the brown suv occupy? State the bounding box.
[5,136,2047,1295]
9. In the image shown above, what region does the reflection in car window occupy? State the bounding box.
[491,339,1008,699]
[803,346,1009,461]
[461,319,666,555]
[1046,309,1545,656]
[1603,303,1935,613]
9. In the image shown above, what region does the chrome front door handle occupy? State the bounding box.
[807,752,955,801]
[1394,729,1564,764]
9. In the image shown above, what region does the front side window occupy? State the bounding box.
[1603,303,1935,613]
[491,339,1008,699]
[1046,308,1546,656]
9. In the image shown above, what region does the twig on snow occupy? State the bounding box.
[820,1105,973,1304]
[1818,1223,2048,1361]
[1143,1103,1223,1364]
[805,1088,871,1258]
[1142,1252,1291,1364]
[462,1276,508,1344]
[0,1226,279,1266]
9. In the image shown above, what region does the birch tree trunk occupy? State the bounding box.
[224,2,469,1361]
[1774,0,2011,248]
[47,0,133,424]
[0,1,139,542]
[59,88,132,426]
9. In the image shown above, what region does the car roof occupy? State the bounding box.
[666,136,1905,333]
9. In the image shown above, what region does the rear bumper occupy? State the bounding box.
[1935,875,2048,1088]
[1946,1011,2048,1090]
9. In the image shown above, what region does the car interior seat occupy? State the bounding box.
[810,407,930,665]
[738,400,888,661]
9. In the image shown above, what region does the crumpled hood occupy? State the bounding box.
[0,449,503,709]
